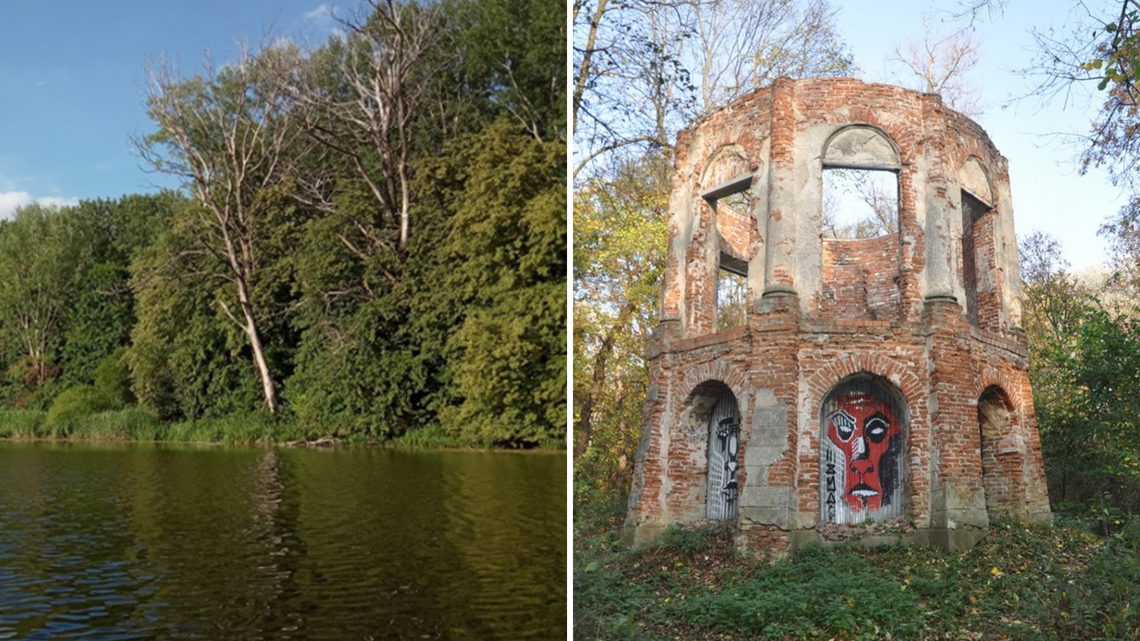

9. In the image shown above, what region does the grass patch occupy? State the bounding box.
[0,408,302,444]
[575,498,1140,640]
[0,407,553,451]
[390,424,476,449]
[0,410,46,438]
[62,407,163,441]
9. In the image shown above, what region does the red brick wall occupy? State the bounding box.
[821,234,901,321]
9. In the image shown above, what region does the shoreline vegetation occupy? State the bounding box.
[0,408,565,451]
[0,0,566,451]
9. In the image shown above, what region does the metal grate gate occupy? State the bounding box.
[706,390,741,520]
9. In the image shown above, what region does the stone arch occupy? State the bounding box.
[819,373,910,524]
[677,359,749,406]
[699,145,752,189]
[959,156,994,206]
[822,124,902,170]
[679,380,743,521]
[975,366,1022,413]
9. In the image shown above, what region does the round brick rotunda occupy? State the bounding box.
[624,77,1052,553]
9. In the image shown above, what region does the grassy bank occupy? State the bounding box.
[0,408,303,444]
[575,500,1140,640]
[0,408,566,450]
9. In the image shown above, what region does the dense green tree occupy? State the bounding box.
[0,0,566,448]
[1020,232,1140,510]
[59,263,134,388]
[128,230,263,421]
[450,0,567,140]
[0,205,83,398]
[410,121,565,446]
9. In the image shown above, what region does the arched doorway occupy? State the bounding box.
[978,385,1014,516]
[820,374,908,524]
[701,385,741,520]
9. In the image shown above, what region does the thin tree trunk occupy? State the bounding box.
[573,0,608,130]
[573,298,636,460]
[243,311,279,415]
[235,279,279,415]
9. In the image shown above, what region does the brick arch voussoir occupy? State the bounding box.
[698,144,753,190]
[975,366,1021,413]
[675,359,749,420]
[827,119,916,169]
[805,352,918,414]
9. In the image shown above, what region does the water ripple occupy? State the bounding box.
[0,443,566,640]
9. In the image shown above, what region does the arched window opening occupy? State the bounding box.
[703,176,752,331]
[820,125,902,240]
[820,375,908,524]
[959,157,994,328]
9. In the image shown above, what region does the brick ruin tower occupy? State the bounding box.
[624,78,1052,553]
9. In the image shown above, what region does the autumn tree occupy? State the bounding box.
[573,0,851,474]
[573,152,668,471]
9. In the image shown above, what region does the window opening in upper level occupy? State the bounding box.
[716,254,748,331]
[961,189,990,326]
[821,168,899,239]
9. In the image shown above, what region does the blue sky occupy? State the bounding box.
[835,0,1124,269]
[0,0,346,218]
[0,0,1122,270]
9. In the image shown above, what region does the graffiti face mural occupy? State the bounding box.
[824,391,902,519]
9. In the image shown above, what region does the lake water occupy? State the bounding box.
[0,442,566,639]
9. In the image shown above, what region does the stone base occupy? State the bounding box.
[621,523,668,549]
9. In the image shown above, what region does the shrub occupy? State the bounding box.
[93,348,133,409]
[677,544,922,640]
[44,385,115,435]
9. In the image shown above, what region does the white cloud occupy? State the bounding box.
[0,191,80,219]
[0,191,32,219]
[303,3,335,23]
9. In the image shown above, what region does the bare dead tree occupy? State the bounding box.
[891,17,985,117]
[137,44,308,415]
[293,0,440,252]
[688,0,851,114]
[574,0,852,180]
